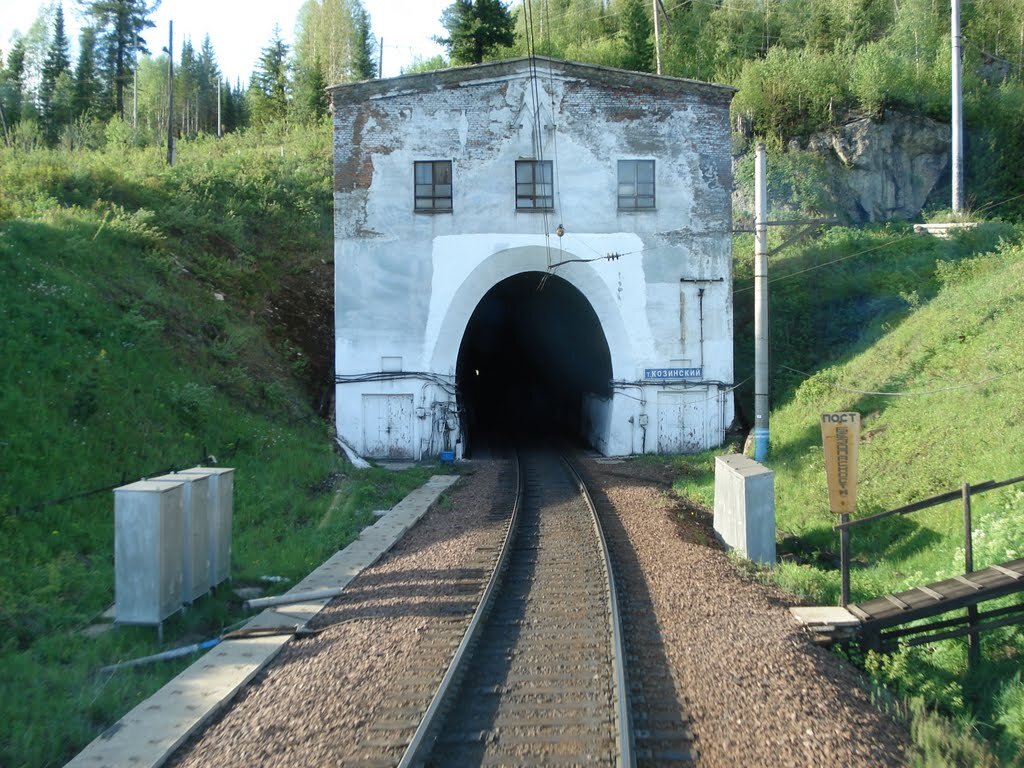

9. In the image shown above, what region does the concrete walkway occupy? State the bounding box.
[66,474,460,768]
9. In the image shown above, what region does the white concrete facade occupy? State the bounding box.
[331,58,736,460]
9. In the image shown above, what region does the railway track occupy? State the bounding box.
[400,450,633,767]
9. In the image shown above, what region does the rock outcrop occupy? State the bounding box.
[802,110,950,223]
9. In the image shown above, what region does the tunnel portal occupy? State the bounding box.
[456,272,612,453]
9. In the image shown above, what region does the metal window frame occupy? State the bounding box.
[617,159,656,211]
[515,159,554,211]
[414,160,453,212]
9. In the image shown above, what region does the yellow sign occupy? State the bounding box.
[821,412,860,514]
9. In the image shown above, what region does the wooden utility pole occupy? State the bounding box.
[166,21,175,166]
[753,144,769,462]
[951,0,964,211]
[0,102,9,146]
[133,63,138,131]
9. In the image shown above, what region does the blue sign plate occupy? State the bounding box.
[644,367,703,380]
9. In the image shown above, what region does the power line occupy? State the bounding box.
[780,365,1022,397]
[732,234,918,295]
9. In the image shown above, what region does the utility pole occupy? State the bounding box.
[166,21,174,165]
[753,143,769,463]
[951,0,964,212]
[0,102,9,146]
[133,63,138,131]
[652,0,662,75]
[378,37,384,78]
[217,77,222,138]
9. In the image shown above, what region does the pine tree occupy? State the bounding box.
[80,0,160,118]
[40,4,72,141]
[197,35,220,134]
[436,0,516,65]
[248,26,290,125]
[178,37,199,135]
[293,58,328,121]
[352,1,377,80]
[620,0,654,72]
[74,27,103,117]
[0,38,28,132]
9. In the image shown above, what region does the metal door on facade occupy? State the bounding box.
[657,391,708,454]
[362,394,415,458]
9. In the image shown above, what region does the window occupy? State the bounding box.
[414,160,453,212]
[515,160,554,210]
[618,159,655,210]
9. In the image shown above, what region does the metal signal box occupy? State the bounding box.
[179,466,234,588]
[151,473,211,604]
[114,480,185,627]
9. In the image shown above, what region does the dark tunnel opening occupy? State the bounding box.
[456,272,612,454]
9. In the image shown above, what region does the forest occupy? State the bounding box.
[3,0,1023,221]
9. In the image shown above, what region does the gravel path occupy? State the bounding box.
[169,455,909,767]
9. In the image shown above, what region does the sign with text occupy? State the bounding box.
[820,412,860,514]
[644,367,703,380]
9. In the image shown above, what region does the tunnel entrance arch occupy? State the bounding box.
[456,272,612,451]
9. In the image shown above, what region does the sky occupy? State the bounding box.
[0,0,451,83]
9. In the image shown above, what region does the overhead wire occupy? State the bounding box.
[779,365,1022,397]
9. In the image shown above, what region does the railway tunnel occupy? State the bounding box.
[455,271,612,454]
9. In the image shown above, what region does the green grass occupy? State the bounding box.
[664,224,1024,764]
[0,125,450,767]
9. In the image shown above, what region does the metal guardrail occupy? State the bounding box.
[835,473,1024,666]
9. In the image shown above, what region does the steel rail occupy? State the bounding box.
[562,454,637,768]
[396,452,524,768]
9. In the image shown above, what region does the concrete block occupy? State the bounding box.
[713,454,776,564]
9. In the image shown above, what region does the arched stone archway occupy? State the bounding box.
[427,245,634,377]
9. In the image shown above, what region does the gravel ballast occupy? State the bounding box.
[170,456,909,767]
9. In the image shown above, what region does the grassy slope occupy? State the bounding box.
[664,223,1024,762]
[0,127,441,767]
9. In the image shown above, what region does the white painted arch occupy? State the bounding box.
[427,244,636,380]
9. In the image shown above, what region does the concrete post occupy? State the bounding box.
[951,0,964,212]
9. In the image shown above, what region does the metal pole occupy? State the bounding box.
[951,0,964,212]
[217,77,222,137]
[753,143,769,462]
[166,21,174,166]
[963,482,980,669]
[652,0,662,75]
[378,36,383,78]
[840,513,851,606]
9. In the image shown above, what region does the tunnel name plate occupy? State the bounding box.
[644,367,703,380]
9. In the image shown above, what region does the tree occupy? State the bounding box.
[248,26,290,125]
[435,0,516,65]
[0,37,28,132]
[293,58,328,121]
[351,1,377,80]
[80,0,160,118]
[294,0,378,89]
[40,4,73,140]
[196,35,221,134]
[619,0,653,72]
[74,27,103,117]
